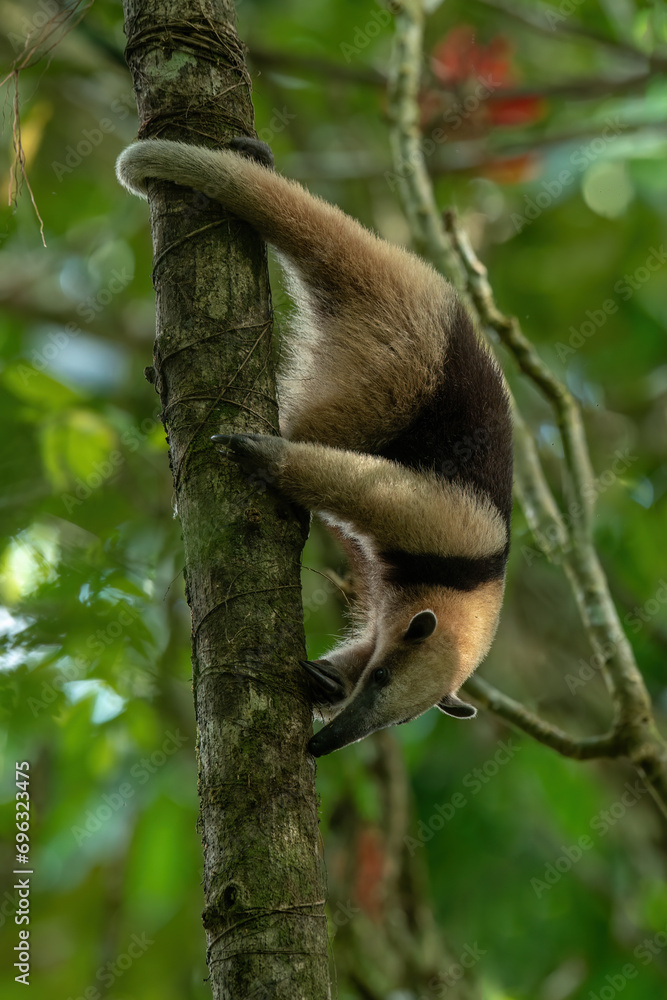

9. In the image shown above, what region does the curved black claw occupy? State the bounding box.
[300,659,347,705]
[228,136,275,169]
[211,433,253,451]
[210,433,261,464]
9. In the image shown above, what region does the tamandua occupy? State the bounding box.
[116,136,513,756]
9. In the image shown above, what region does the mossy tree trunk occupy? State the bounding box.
[120,2,331,996]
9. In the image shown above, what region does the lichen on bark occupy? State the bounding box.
[120,1,331,996]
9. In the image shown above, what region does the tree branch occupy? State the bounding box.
[473,0,667,72]
[442,209,597,541]
[464,675,621,760]
[388,0,667,818]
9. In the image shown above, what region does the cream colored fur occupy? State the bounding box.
[117,139,510,750]
[116,140,459,451]
[264,438,507,559]
[318,578,503,726]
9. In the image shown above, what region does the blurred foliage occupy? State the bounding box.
[0,0,666,998]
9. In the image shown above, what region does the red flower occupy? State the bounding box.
[421,24,546,182]
[431,25,513,88]
[489,95,546,127]
[427,24,545,130]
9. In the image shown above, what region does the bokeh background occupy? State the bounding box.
[1,1,667,997]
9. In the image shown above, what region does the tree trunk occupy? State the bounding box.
[120,2,331,997]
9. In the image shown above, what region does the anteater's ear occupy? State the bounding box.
[437,693,477,719]
[404,610,437,643]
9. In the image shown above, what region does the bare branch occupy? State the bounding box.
[463,675,621,759]
[443,209,597,542]
[388,0,667,814]
[472,0,667,72]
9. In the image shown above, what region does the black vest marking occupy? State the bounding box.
[375,300,514,536]
[381,547,508,591]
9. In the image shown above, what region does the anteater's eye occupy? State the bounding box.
[372,667,389,686]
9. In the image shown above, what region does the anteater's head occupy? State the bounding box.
[305,580,504,757]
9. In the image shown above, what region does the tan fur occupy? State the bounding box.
[117,139,511,753]
[266,438,507,559]
[317,580,504,737]
[387,580,504,686]
[312,563,503,730]
[116,140,458,451]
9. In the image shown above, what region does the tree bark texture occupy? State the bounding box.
[120,2,331,997]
